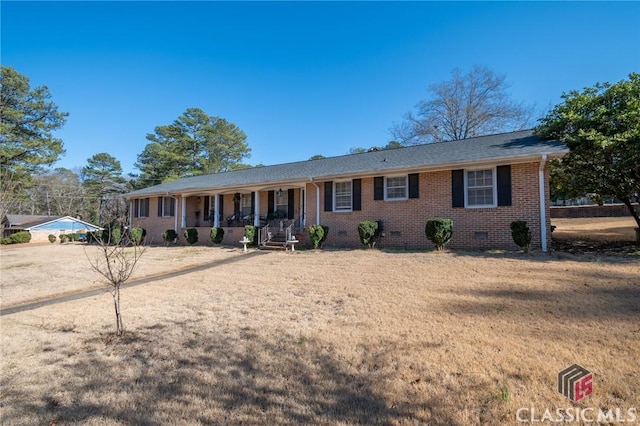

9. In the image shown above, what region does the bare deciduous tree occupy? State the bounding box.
[391,65,534,145]
[86,230,146,336]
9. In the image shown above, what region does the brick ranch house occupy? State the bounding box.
[125,130,567,251]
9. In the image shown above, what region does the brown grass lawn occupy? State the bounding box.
[1,221,639,425]
[552,217,638,242]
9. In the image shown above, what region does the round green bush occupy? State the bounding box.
[162,229,178,244]
[425,218,453,250]
[357,221,380,249]
[510,220,532,252]
[309,224,329,249]
[210,227,225,244]
[130,227,146,245]
[48,234,57,243]
[184,228,198,245]
[244,225,256,246]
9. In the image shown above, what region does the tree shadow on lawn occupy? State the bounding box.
[441,267,640,320]
[2,327,461,425]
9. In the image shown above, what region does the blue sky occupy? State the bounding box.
[2,1,639,176]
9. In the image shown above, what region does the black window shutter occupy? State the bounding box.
[218,194,224,221]
[134,199,139,218]
[287,189,295,219]
[144,198,150,217]
[352,179,362,211]
[251,192,256,215]
[452,170,465,208]
[408,173,419,199]
[157,197,163,217]
[324,181,333,211]
[497,165,512,206]
[268,190,275,216]
[374,177,384,200]
[204,196,210,220]
[170,198,175,216]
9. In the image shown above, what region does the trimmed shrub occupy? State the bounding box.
[101,227,122,245]
[130,227,146,245]
[162,229,178,245]
[357,221,380,249]
[309,224,329,249]
[510,220,532,252]
[59,234,68,243]
[425,218,453,251]
[68,233,80,242]
[184,228,198,245]
[13,231,31,244]
[86,231,101,244]
[1,231,32,245]
[210,227,225,244]
[48,234,57,243]
[244,225,257,246]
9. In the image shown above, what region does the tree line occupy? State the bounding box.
[1,66,253,227]
[2,65,638,230]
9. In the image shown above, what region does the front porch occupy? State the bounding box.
[180,187,306,230]
[180,218,305,249]
[176,186,307,249]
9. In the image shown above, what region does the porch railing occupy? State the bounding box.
[258,224,270,246]
[285,221,294,242]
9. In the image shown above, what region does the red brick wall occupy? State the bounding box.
[131,197,176,244]
[131,161,551,250]
[305,162,549,251]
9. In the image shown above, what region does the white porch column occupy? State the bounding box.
[310,179,320,225]
[213,194,220,228]
[253,190,261,227]
[180,195,187,228]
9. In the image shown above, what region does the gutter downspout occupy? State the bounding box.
[129,200,133,228]
[310,178,320,225]
[539,154,548,252]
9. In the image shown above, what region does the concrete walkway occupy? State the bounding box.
[1,250,267,317]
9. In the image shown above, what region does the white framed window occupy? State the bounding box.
[334,181,352,211]
[134,198,150,218]
[385,176,408,200]
[240,193,252,216]
[158,196,175,217]
[465,168,497,208]
[275,190,288,217]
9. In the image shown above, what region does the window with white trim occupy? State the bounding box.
[465,169,496,208]
[159,196,175,217]
[334,181,352,211]
[275,190,288,217]
[385,176,408,200]
[134,198,150,218]
[240,193,252,216]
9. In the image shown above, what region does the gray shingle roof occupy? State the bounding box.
[126,130,566,197]
[4,215,63,228]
